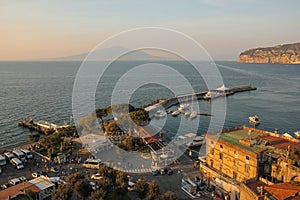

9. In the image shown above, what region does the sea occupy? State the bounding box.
[0,61,299,148]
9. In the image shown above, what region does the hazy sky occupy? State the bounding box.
[1,0,300,60]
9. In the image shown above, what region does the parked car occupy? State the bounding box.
[127,181,135,191]
[32,172,40,178]
[89,181,99,190]
[166,167,173,175]
[18,176,27,182]
[50,167,59,173]
[91,173,103,180]
[1,183,12,189]
[8,178,21,186]
[151,169,159,176]
[159,168,167,175]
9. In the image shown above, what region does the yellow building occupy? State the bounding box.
[200,126,266,199]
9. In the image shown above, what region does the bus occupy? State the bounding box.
[82,159,102,169]
[20,149,33,159]
[12,150,26,162]
[0,155,7,166]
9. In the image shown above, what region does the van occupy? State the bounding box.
[8,178,21,186]
[82,159,102,169]
[0,155,7,166]
[12,150,26,162]
[20,149,33,159]
[4,152,15,161]
[10,158,24,170]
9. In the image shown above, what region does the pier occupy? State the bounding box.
[145,84,257,115]
[18,119,69,134]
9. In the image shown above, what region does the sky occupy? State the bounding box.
[1,0,300,61]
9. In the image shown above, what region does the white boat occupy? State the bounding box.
[154,109,166,118]
[184,110,191,117]
[178,103,190,112]
[190,111,198,119]
[294,131,300,138]
[203,91,226,100]
[186,135,205,148]
[172,110,180,117]
[249,115,260,125]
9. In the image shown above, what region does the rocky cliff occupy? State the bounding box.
[238,42,300,64]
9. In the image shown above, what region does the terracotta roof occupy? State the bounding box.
[245,180,267,195]
[264,183,300,200]
[257,135,300,151]
[0,182,40,200]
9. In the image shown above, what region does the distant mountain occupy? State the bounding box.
[48,46,178,61]
[238,42,300,64]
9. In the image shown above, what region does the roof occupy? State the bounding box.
[244,180,267,195]
[0,182,40,200]
[217,128,264,152]
[29,176,55,190]
[264,182,300,200]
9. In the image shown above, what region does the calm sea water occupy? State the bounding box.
[0,61,299,148]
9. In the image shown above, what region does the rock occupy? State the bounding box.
[238,42,300,64]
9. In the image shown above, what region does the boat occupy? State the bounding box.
[190,111,198,119]
[203,91,226,100]
[249,115,260,125]
[154,109,166,118]
[186,135,205,148]
[178,103,190,112]
[294,131,300,138]
[184,110,191,117]
[172,110,180,117]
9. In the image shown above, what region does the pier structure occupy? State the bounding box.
[18,119,69,134]
[145,84,257,114]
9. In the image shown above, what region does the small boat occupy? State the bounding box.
[178,103,190,112]
[190,111,198,119]
[184,110,191,117]
[186,136,205,148]
[154,109,166,118]
[203,91,226,100]
[172,110,180,117]
[249,115,260,125]
[294,131,300,138]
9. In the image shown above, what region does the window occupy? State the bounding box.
[219,163,223,171]
[246,156,250,164]
[234,159,238,167]
[234,151,238,158]
[210,160,214,168]
[219,152,223,160]
[233,171,237,179]
[245,164,250,173]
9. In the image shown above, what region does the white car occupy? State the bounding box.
[18,176,27,182]
[91,173,103,180]
[89,181,99,190]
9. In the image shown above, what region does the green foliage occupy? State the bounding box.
[90,189,106,200]
[104,121,123,135]
[51,184,72,200]
[118,136,148,152]
[147,180,160,200]
[56,125,78,137]
[130,108,150,126]
[74,179,93,200]
[45,128,55,135]
[67,172,85,187]
[28,133,40,142]
[135,178,149,199]
[160,191,177,200]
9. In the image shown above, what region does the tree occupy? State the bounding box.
[90,189,106,200]
[67,172,85,187]
[147,180,160,200]
[74,179,92,200]
[115,171,128,191]
[95,108,108,132]
[135,178,149,199]
[51,184,72,200]
[160,191,177,200]
[130,108,150,126]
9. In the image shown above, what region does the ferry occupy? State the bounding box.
[249,115,260,125]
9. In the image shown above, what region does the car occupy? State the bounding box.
[89,181,99,190]
[1,183,12,189]
[91,173,103,180]
[159,168,167,175]
[8,178,21,186]
[166,168,173,175]
[151,169,159,176]
[32,172,40,178]
[127,181,135,191]
[50,167,59,173]
[18,176,27,182]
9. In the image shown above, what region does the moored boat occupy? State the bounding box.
[154,109,166,118]
[249,115,260,125]
[190,111,198,119]
[294,131,300,138]
[172,110,180,117]
[186,135,205,148]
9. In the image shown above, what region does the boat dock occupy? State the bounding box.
[145,84,257,114]
[18,119,69,134]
